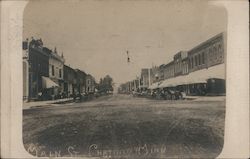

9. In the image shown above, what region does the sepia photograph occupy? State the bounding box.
[1,0,249,158]
[20,0,228,158]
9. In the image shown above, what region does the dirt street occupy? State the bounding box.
[23,94,225,158]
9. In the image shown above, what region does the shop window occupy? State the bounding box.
[52,65,55,76]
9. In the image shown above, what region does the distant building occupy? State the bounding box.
[63,65,77,97]
[119,82,131,94]
[181,57,189,75]
[151,65,160,83]
[86,74,96,94]
[46,47,65,98]
[163,61,175,79]
[174,51,188,76]
[158,64,165,81]
[75,69,87,95]
[140,68,153,89]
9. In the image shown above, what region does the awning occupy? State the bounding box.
[148,81,162,89]
[186,63,225,82]
[158,64,225,88]
[206,63,225,79]
[42,76,59,88]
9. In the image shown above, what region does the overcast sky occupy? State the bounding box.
[23,0,227,85]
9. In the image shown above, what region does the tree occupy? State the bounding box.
[97,75,114,93]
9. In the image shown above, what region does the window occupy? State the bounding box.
[191,58,193,68]
[198,54,201,65]
[209,48,213,61]
[213,46,217,59]
[202,52,205,64]
[52,65,55,76]
[195,56,197,66]
[59,69,62,78]
[218,44,223,58]
[218,44,222,53]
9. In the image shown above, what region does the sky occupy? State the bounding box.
[23,0,227,85]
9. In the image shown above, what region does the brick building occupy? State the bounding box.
[120,32,226,96]
[188,33,224,73]
[63,65,77,97]
[46,47,65,98]
[174,51,188,76]
[163,61,175,80]
[27,38,50,100]
[75,69,87,95]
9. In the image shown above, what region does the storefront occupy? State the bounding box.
[41,76,59,100]
[149,64,225,96]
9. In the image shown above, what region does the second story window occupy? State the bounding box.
[52,65,55,76]
[202,52,205,64]
[59,69,62,78]
[195,56,198,66]
[198,54,201,65]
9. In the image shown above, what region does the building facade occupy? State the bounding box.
[158,64,165,81]
[140,68,154,89]
[181,57,189,75]
[63,65,77,97]
[86,74,96,94]
[22,39,29,101]
[188,33,224,73]
[174,51,188,76]
[188,33,225,95]
[119,32,226,96]
[163,61,175,79]
[46,47,65,98]
[151,65,160,83]
[75,69,87,95]
[28,38,50,100]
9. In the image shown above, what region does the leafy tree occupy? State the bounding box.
[98,75,113,93]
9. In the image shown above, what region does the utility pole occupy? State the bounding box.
[134,79,136,91]
[138,76,141,90]
[148,68,151,87]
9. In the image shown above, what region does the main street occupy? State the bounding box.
[23,94,225,158]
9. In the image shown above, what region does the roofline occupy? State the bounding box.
[188,32,224,53]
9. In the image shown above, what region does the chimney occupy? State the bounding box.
[54,47,57,54]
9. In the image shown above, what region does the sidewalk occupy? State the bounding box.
[23,98,74,110]
[185,95,226,101]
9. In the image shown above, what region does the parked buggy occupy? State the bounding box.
[162,89,183,100]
